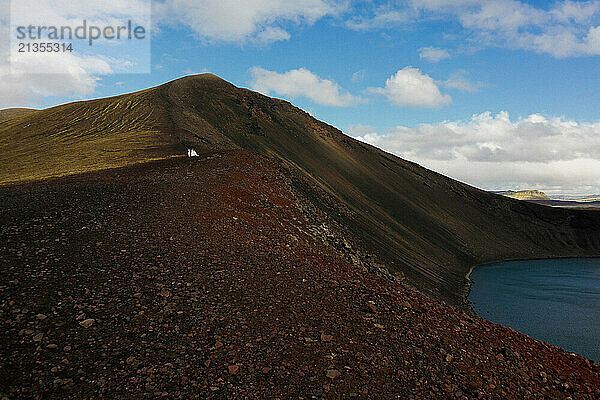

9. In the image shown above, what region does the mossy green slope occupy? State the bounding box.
[0,90,183,184]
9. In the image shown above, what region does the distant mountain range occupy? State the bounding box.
[495,190,550,201]
[494,189,600,202]
[493,190,600,208]
[552,194,600,202]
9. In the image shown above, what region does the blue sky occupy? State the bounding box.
[2,0,600,194]
[100,6,600,130]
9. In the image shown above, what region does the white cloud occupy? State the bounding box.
[0,0,151,107]
[0,47,113,108]
[0,6,114,108]
[443,70,487,93]
[156,0,343,44]
[255,27,291,43]
[346,7,411,30]
[434,0,600,57]
[418,47,451,62]
[182,67,210,75]
[551,0,600,23]
[349,112,600,194]
[249,67,364,107]
[368,67,451,108]
[352,0,600,58]
[454,1,546,31]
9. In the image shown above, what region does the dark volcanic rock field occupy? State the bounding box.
[1,152,599,399]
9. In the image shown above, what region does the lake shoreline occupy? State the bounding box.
[463,254,600,310]
[467,258,600,362]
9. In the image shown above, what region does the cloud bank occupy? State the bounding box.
[349,111,600,194]
[352,0,600,58]
[0,50,113,108]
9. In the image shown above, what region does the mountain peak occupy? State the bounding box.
[2,78,600,308]
[163,73,236,90]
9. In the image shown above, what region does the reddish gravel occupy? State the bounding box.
[1,151,599,399]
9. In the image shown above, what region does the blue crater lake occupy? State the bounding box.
[468,258,600,362]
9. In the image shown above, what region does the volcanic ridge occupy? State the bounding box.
[1,74,600,399]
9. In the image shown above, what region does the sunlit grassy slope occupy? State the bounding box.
[0,108,38,123]
[0,91,184,184]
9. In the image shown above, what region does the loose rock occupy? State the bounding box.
[79,319,95,328]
